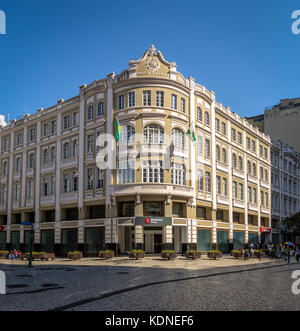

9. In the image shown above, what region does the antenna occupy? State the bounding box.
[7,113,10,123]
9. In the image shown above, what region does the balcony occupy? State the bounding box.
[41,195,55,206]
[171,146,188,159]
[140,143,167,156]
[41,162,56,173]
[60,191,78,203]
[260,180,269,189]
[248,174,258,185]
[216,161,229,173]
[61,157,78,169]
[232,168,245,179]
[217,195,229,205]
[25,199,34,208]
[233,199,245,209]
[261,206,270,215]
[248,202,259,212]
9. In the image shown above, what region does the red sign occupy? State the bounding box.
[145,218,151,224]
[0,226,4,232]
[260,227,271,233]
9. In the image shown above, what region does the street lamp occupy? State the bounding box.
[21,222,34,268]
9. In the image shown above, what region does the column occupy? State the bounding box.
[55,111,62,248]
[228,120,234,246]
[163,225,173,250]
[7,131,14,244]
[21,127,27,207]
[211,97,217,247]
[134,225,144,250]
[243,130,248,244]
[34,121,41,244]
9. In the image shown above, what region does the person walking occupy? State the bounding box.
[285,246,291,264]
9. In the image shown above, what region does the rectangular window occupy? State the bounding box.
[87,169,93,190]
[63,116,70,130]
[223,178,227,196]
[198,169,204,191]
[180,98,186,113]
[128,92,135,108]
[51,121,56,134]
[63,174,69,193]
[143,91,151,106]
[239,183,243,200]
[118,95,124,110]
[29,129,35,141]
[233,212,240,223]
[171,94,177,110]
[247,137,251,150]
[205,172,211,193]
[156,91,164,107]
[205,139,210,158]
[233,181,237,199]
[215,118,220,132]
[87,135,94,153]
[237,132,242,145]
[144,202,163,217]
[216,176,221,195]
[252,141,256,152]
[172,203,183,217]
[17,134,22,146]
[72,112,78,126]
[221,122,226,135]
[216,210,224,221]
[231,129,236,141]
[259,145,263,156]
[264,148,268,159]
[43,124,49,136]
[196,207,206,219]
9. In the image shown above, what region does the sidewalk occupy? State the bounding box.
[1,255,297,270]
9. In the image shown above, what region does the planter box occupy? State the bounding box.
[99,251,115,259]
[68,252,83,260]
[207,252,223,259]
[129,252,145,260]
[185,252,201,260]
[231,251,242,259]
[161,252,177,260]
[0,252,9,259]
[34,253,55,261]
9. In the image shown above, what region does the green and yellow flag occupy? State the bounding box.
[116,117,121,142]
[187,121,196,142]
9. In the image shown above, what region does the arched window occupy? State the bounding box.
[63,142,70,159]
[216,145,221,162]
[197,135,203,156]
[50,147,56,163]
[265,169,268,182]
[238,156,243,171]
[97,102,104,117]
[172,128,185,148]
[143,124,164,144]
[260,167,264,180]
[232,153,237,168]
[248,161,251,175]
[204,112,210,126]
[87,105,94,120]
[197,107,202,122]
[222,148,227,164]
[72,140,78,157]
[252,163,257,177]
[120,125,135,145]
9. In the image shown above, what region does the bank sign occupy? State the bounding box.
[135,217,172,226]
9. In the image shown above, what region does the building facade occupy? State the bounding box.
[270,141,300,244]
[0,46,272,256]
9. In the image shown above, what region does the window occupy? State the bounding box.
[233,182,237,199]
[205,139,210,158]
[252,141,256,152]
[196,206,206,219]
[252,163,257,177]
[142,161,164,183]
[204,112,210,126]
[72,140,78,157]
[265,169,268,182]
[216,210,224,221]
[265,192,268,207]
[143,124,164,144]
[63,142,70,159]
[231,128,236,141]
[171,163,185,186]
[51,121,56,134]
[43,123,49,136]
[28,154,34,169]
[216,145,220,162]
[223,178,227,196]
[50,147,55,163]
[128,92,135,108]
[216,176,221,195]
[221,122,226,135]
[171,94,177,110]
[144,202,163,217]
[3,138,8,151]
[87,106,94,120]
[239,183,243,200]
[63,115,70,129]
[232,153,237,168]
[87,169,93,190]
[260,167,264,180]
[16,133,22,146]
[143,91,151,106]
[63,174,69,193]
[180,98,186,113]
[14,183,20,201]
[237,132,242,145]
[72,112,78,126]
[259,145,263,157]
[172,128,185,148]
[27,181,33,199]
[248,161,251,175]
[222,148,227,164]
[50,177,55,195]
[197,107,202,122]
[15,157,21,172]
[205,172,211,193]
[197,135,203,156]
[173,203,183,217]
[118,161,135,184]
[118,95,124,110]
[233,212,240,223]
[215,118,220,132]
[97,102,104,117]
[119,125,135,145]
[29,129,35,141]
[87,135,94,153]
[156,91,164,107]
[119,202,135,217]
[42,179,48,197]
[248,215,254,225]
[198,169,204,191]
[253,188,257,204]
[43,149,48,165]
[238,156,243,171]
[72,173,78,192]
[248,187,252,202]
[264,148,268,159]
[247,137,251,150]
[260,191,264,205]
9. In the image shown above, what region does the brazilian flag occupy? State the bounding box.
[116,117,121,142]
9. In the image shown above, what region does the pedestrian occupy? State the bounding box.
[250,247,254,258]
[296,246,300,263]
[285,246,291,264]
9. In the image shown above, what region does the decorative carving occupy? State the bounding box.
[146,57,160,73]
[136,195,141,206]
[166,195,172,205]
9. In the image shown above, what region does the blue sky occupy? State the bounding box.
[0,0,299,121]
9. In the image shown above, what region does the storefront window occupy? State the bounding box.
[172,203,183,217]
[144,202,163,216]
[217,230,229,253]
[197,229,211,252]
[233,232,244,250]
[0,232,5,250]
[85,228,105,256]
[11,231,20,250]
[41,230,54,253]
[61,229,78,256]
[248,233,258,245]
[119,202,135,217]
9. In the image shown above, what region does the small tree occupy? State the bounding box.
[283,212,300,237]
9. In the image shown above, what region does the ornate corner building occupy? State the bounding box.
[0,46,272,256]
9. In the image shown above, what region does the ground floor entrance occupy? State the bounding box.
[144,228,163,254]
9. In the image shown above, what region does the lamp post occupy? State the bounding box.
[21,222,33,268]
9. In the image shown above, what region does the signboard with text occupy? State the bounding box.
[135,217,172,226]
[260,227,271,233]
